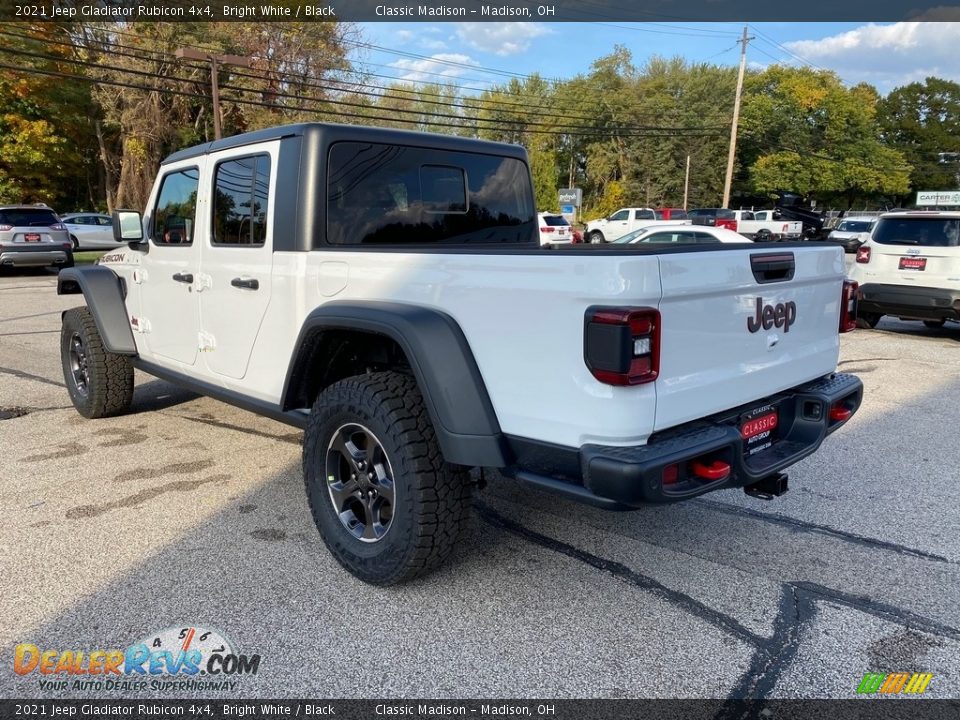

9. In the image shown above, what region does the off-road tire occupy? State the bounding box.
[60,306,134,418]
[303,371,471,585]
[856,312,881,329]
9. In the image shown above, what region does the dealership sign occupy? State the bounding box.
[558,188,582,207]
[917,190,960,206]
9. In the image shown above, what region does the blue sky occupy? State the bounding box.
[352,22,960,95]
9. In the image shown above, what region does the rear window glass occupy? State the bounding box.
[0,209,59,226]
[541,215,569,226]
[326,142,535,246]
[873,218,960,247]
[836,220,872,233]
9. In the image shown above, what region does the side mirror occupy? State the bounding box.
[112,209,145,249]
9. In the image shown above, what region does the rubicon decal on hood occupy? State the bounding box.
[747,298,797,333]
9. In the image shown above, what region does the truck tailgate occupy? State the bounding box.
[654,245,844,431]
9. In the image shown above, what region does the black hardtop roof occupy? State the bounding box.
[161,122,527,166]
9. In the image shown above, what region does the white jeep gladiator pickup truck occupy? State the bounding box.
[56,123,863,585]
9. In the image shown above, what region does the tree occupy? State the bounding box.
[878,77,960,193]
[740,67,911,205]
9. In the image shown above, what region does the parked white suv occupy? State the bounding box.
[849,211,960,328]
[56,123,862,584]
[538,212,572,245]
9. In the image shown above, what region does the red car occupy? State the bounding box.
[655,208,689,221]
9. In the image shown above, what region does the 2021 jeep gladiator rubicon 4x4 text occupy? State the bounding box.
[57,123,863,584]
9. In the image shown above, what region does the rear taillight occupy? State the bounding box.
[0,224,12,231]
[856,246,871,264]
[49,223,67,231]
[840,279,858,333]
[540,226,555,233]
[584,307,660,386]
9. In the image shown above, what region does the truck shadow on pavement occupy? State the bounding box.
[6,375,960,700]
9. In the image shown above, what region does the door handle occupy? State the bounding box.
[172,272,194,284]
[231,277,259,290]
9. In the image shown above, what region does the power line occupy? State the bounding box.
[53,27,733,128]
[0,54,726,140]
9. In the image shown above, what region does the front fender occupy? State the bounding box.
[57,266,137,356]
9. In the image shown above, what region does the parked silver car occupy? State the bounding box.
[827,217,876,253]
[0,205,73,270]
[61,212,125,251]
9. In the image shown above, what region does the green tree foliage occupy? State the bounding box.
[877,77,960,192]
[0,25,96,207]
[741,67,911,204]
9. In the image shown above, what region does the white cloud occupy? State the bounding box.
[454,22,551,56]
[783,22,960,92]
[394,27,447,51]
[389,53,482,83]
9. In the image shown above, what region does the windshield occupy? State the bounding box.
[541,215,569,226]
[872,218,960,247]
[837,220,872,233]
[613,227,651,244]
[0,208,60,226]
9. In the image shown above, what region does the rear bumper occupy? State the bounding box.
[504,373,862,508]
[858,283,960,321]
[0,248,70,267]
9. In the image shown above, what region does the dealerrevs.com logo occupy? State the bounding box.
[13,626,261,692]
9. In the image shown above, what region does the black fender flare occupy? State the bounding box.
[282,301,507,468]
[57,266,137,356]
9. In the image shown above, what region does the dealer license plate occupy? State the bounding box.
[740,404,779,456]
[899,257,927,271]
[24,233,40,242]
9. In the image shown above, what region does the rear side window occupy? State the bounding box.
[212,154,271,246]
[740,211,755,221]
[873,218,960,247]
[635,209,655,220]
[152,167,200,246]
[326,142,534,246]
[542,215,569,226]
[0,209,59,226]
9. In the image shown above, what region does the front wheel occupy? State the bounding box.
[589,231,605,244]
[60,306,134,418]
[303,371,471,585]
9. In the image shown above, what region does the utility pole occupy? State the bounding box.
[175,47,251,140]
[683,154,691,211]
[722,25,753,209]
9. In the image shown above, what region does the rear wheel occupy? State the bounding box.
[303,371,471,585]
[856,312,881,329]
[923,319,946,329]
[589,231,605,244]
[60,307,134,418]
[71,235,80,251]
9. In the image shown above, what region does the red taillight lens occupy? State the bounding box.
[585,307,660,386]
[839,279,858,333]
[540,226,555,233]
[856,246,871,264]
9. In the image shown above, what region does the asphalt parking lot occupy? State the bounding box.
[1,267,959,700]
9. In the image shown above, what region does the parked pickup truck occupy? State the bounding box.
[56,123,863,585]
[691,209,802,241]
[585,207,687,243]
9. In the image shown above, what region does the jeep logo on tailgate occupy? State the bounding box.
[747,298,797,333]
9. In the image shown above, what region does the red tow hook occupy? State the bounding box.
[691,460,731,481]
[829,405,852,422]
